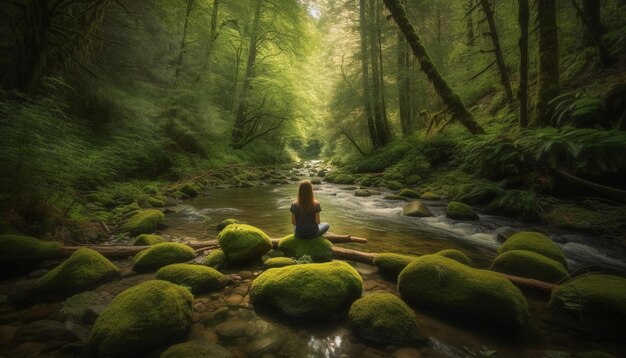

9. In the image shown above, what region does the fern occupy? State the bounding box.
[549,88,604,126]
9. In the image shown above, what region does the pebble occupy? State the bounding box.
[214,320,250,339]
[225,295,244,306]
[193,302,207,313]
[233,285,249,296]
[188,323,218,343]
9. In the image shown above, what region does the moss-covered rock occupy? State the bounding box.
[278,234,333,262]
[132,234,165,246]
[550,274,626,336]
[420,192,441,201]
[405,175,422,185]
[216,218,240,232]
[33,248,119,295]
[89,280,193,358]
[492,250,568,283]
[180,183,200,197]
[498,231,567,268]
[217,224,272,264]
[398,189,420,198]
[156,263,227,293]
[436,249,471,265]
[386,180,404,190]
[446,201,479,220]
[250,261,363,318]
[373,253,417,279]
[203,249,227,270]
[132,242,196,273]
[354,189,372,197]
[264,257,298,268]
[334,174,356,184]
[399,255,529,328]
[384,195,409,201]
[120,210,164,236]
[348,292,424,344]
[160,342,234,358]
[0,234,62,260]
[402,201,433,217]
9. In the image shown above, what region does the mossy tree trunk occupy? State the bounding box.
[382,0,485,135]
[195,0,220,82]
[369,0,392,146]
[466,0,476,46]
[397,31,414,136]
[518,0,530,128]
[359,0,381,148]
[573,0,615,67]
[533,0,560,127]
[174,0,195,87]
[479,0,515,111]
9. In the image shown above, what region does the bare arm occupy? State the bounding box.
[291,213,296,225]
[315,213,320,224]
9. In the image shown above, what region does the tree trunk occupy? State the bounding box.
[196,0,220,82]
[382,0,485,135]
[369,0,392,146]
[518,0,530,128]
[479,0,515,111]
[573,0,615,67]
[360,0,380,148]
[533,0,560,127]
[174,0,195,87]
[466,0,475,46]
[398,32,413,135]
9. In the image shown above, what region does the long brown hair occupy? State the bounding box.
[296,180,316,214]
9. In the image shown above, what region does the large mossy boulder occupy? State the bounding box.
[436,249,471,266]
[278,234,333,262]
[386,181,404,190]
[498,231,567,268]
[492,250,568,283]
[160,342,233,358]
[348,292,424,344]
[132,242,196,273]
[203,249,227,270]
[33,248,119,295]
[156,264,228,293]
[402,201,433,217]
[217,224,272,264]
[420,192,441,201]
[446,201,479,220]
[132,234,165,246]
[180,183,201,197]
[89,280,193,358]
[550,274,626,337]
[333,174,356,184]
[264,257,298,269]
[398,189,420,199]
[120,210,164,236]
[250,261,363,318]
[398,255,529,328]
[373,253,417,279]
[0,234,62,260]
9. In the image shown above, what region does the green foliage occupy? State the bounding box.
[487,190,538,220]
[0,234,62,260]
[550,88,604,126]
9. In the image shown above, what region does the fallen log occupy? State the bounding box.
[499,273,556,293]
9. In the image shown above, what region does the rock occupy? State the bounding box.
[132,234,165,246]
[446,201,479,220]
[203,249,227,270]
[32,248,119,295]
[420,192,441,201]
[27,269,48,278]
[550,274,626,337]
[405,175,422,185]
[250,261,362,318]
[492,250,568,283]
[354,189,372,197]
[317,170,326,177]
[246,336,284,356]
[264,257,297,268]
[60,291,111,323]
[239,270,254,279]
[0,234,61,265]
[333,174,356,184]
[146,197,165,208]
[132,242,196,272]
[493,227,516,243]
[399,255,529,328]
[217,224,272,264]
[17,320,74,342]
[225,295,243,305]
[373,253,417,279]
[384,195,409,201]
[386,181,404,190]
[214,320,250,338]
[83,306,105,324]
[23,303,61,322]
[13,342,44,357]
[278,234,333,262]
[161,342,234,358]
[180,183,201,197]
[436,249,471,266]
[402,201,433,217]
[340,186,358,190]
[498,231,567,268]
[187,323,218,343]
[119,210,164,236]
[156,264,228,293]
[395,348,422,358]
[397,189,420,199]
[0,325,16,343]
[89,280,193,357]
[348,292,424,344]
[216,218,240,232]
[310,179,321,185]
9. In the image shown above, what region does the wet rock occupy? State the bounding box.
[194,302,207,313]
[188,323,218,343]
[493,227,516,243]
[398,189,420,199]
[83,306,104,325]
[13,341,44,357]
[215,320,251,339]
[65,320,90,342]
[239,271,254,280]
[233,285,249,296]
[0,325,16,343]
[132,242,196,272]
[156,263,228,294]
[420,192,441,201]
[23,303,61,322]
[395,348,422,358]
[278,234,333,262]
[384,195,408,201]
[226,294,244,305]
[402,201,433,217]
[246,336,284,356]
[446,201,479,220]
[310,179,322,185]
[217,218,241,232]
[340,186,359,190]
[17,319,76,342]
[218,224,272,264]
[354,189,372,197]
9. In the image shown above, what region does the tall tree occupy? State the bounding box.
[359,0,380,148]
[571,0,615,67]
[518,0,530,128]
[534,0,560,127]
[369,0,392,146]
[397,31,413,135]
[466,0,475,46]
[382,0,485,135]
[174,0,196,87]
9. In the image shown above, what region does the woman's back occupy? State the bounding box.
[290,200,321,238]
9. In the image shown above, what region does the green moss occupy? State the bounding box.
[217,224,272,264]
[160,342,234,358]
[146,197,165,208]
[89,280,193,358]
[278,234,333,262]
[264,257,298,268]
[348,292,424,344]
[405,175,422,185]
[359,176,375,187]
[492,250,568,283]
[436,249,471,266]
[132,242,196,273]
[398,189,420,198]
[132,234,165,246]
[386,180,404,190]
[384,195,409,201]
[334,174,356,184]
[446,201,479,220]
[180,183,200,197]
[398,255,529,328]
[250,261,363,318]
[402,201,433,217]
[550,274,626,337]
[420,192,441,201]
[120,210,164,236]
[373,253,417,279]
[203,249,227,270]
[156,263,227,293]
[0,234,62,260]
[498,231,567,268]
[33,248,119,295]
[216,218,240,232]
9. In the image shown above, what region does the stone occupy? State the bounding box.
[214,320,250,339]
[246,336,284,356]
[446,201,479,220]
[217,224,272,264]
[402,201,433,217]
[0,325,16,344]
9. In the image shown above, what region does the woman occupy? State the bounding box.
[290,180,330,239]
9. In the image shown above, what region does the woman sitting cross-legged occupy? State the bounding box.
[290,180,329,239]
